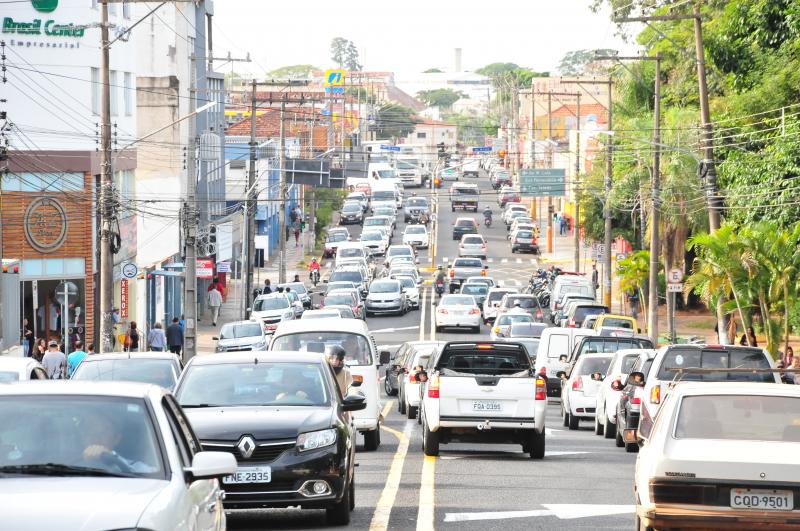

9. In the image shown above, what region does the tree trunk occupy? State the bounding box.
[758,295,775,356]
[784,283,791,355]
[727,274,749,346]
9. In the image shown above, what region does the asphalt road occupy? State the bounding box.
[229,171,637,530]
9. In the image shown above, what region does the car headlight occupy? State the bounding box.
[215,346,225,352]
[297,428,337,451]
[251,341,266,350]
[283,311,294,319]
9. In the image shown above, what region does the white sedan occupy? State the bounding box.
[491,310,534,340]
[561,353,613,430]
[594,349,654,438]
[0,357,48,382]
[435,294,482,333]
[402,224,429,249]
[395,275,421,309]
[633,381,800,530]
[0,381,236,530]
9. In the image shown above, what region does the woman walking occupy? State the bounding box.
[124,322,140,352]
[33,338,46,362]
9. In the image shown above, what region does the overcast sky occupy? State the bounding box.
[211,0,639,76]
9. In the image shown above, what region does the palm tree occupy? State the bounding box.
[617,250,650,327]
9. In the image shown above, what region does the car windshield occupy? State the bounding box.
[504,297,538,309]
[454,187,479,195]
[338,248,364,258]
[674,395,800,442]
[488,290,514,303]
[376,170,396,179]
[578,338,652,357]
[576,357,612,375]
[407,198,427,207]
[326,233,347,243]
[406,226,426,234]
[375,208,394,216]
[388,247,412,257]
[361,232,382,241]
[441,295,475,306]
[364,218,387,226]
[454,259,481,268]
[253,297,289,311]
[271,332,373,365]
[325,294,354,306]
[497,314,533,326]
[371,281,399,294]
[603,317,633,329]
[515,339,540,358]
[621,354,640,373]
[281,283,307,295]
[461,285,487,295]
[330,271,363,283]
[178,362,330,407]
[0,396,164,478]
[373,191,395,201]
[397,277,416,289]
[455,219,475,227]
[72,359,179,390]
[342,203,360,212]
[219,322,263,339]
[656,348,773,382]
[0,372,19,383]
[516,231,534,238]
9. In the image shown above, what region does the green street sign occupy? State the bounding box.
[520,168,566,197]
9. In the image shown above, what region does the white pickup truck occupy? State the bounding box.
[419,341,547,458]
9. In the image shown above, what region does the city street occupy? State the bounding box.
[228,174,636,530]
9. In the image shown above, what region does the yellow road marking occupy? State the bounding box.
[369,422,412,531]
[381,400,393,421]
[416,455,436,531]
[419,287,427,341]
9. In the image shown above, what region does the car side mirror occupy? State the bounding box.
[610,379,624,391]
[591,372,604,382]
[212,336,219,341]
[323,279,328,283]
[184,451,237,481]
[246,307,251,313]
[380,350,391,365]
[626,372,645,387]
[342,393,367,412]
[622,428,640,445]
[556,371,567,379]
[350,378,363,388]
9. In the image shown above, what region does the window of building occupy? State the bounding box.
[416,132,427,139]
[109,71,118,117]
[123,72,133,116]
[122,1,131,19]
[91,67,99,115]
[108,1,117,16]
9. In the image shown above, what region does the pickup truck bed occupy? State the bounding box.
[421,341,547,458]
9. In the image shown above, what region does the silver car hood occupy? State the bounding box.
[218,336,263,348]
[0,477,166,530]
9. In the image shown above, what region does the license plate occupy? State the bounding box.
[473,400,501,412]
[223,466,272,485]
[730,488,793,511]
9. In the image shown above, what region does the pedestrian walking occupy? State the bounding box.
[790,357,800,385]
[166,317,183,355]
[208,284,223,326]
[289,206,298,226]
[67,340,87,378]
[42,340,66,379]
[263,279,272,295]
[21,318,33,357]
[123,322,140,352]
[628,288,640,320]
[293,223,301,247]
[591,263,599,294]
[147,322,167,352]
[33,338,46,362]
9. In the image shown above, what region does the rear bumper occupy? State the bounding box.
[568,392,598,418]
[354,417,379,432]
[639,504,800,530]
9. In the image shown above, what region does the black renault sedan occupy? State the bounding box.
[174,351,366,525]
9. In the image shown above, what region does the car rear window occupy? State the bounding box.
[577,338,653,358]
[603,317,634,329]
[455,259,482,267]
[454,187,479,196]
[503,296,540,309]
[516,230,534,238]
[463,236,483,244]
[455,219,476,227]
[656,347,774,382]
[573,306,609,323]
[436,343,531,375]
[576,356,612,376]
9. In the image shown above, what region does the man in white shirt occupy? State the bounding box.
[42,340,66,379]
[207,285,223,326]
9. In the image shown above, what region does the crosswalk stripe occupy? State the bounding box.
[530,258,537,265]
[441,256,448,263]
[516,258,522,264]
[487,258,494,263]
[501,258,508,263]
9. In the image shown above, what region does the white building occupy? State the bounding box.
[396,71,495,106]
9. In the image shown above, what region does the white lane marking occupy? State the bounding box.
[443,504,634,523]
[441,256,448,263]
[416,455,436,531]
[516,258,522,264]
[498,280,505,287]
[510,279,521,287]
[419,286,427,341]
[369,420,413,531]
[487,258,494,263]
[370,326,420,334]
[501,258,508,263]
[530,258,537,264]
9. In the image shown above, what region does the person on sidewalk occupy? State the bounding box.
[591,263,599,295]
[208,285,223,326]
[147,322,167,352]
[124,322,140,352]
[167,317,183,355]
[67,341,87,378]
[294,224,301,247]
[42,340,67,380]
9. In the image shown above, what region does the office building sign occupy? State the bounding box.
[23,197,68,253]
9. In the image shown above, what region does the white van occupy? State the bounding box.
[550,275,594,312]
[371,182,400,212]
[535,327,596,397]
[335,242,369,267]
[269,318,391,451]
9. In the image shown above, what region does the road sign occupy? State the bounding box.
[380,144,401,152]
[122,263,138,279]
[471,146,492,153]
[667,283,684,293]
[616,253,626,262]
[323,69,346,87]
[667,268,684,283]
[196,259,214,279]
[519,168,567,197]
[591,244,606,261]
[216,262,231,273]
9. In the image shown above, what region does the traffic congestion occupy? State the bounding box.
[2,155,797,531]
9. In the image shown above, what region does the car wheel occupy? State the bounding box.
[398,391,406,414]
[615,424,625,448]
[625,441,639,453]
[407,404,417,420]
[526,429,545,459]
[423,419,440,456]
[326,477,352,525]
[365,311,372,318]
[594,415,604,436]
[562,407,569,427]
[604,416,615,439]
[363,428,380,451]
[384,374,397,396]
[349,475,355,511]
[568,412,579,430]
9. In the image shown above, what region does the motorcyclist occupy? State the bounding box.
[483,206,493,222]
[308,258,321,284]
[434,266,447,294]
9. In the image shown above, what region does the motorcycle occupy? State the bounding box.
[309,269,320,287]
[484,215,492,227]
[435,280,446,297]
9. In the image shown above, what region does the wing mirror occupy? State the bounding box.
[379,350,391,365]
[342,393,367,412]
[556,371,567,379]
[626,371,645,387]
[610,379,624,391]
[184,451,237,481]
[590,372,604,382]
[350,375,363,387]
[212,336,219,341]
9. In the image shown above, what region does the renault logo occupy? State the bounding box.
[237,435,256,459]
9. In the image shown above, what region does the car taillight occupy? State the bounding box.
[469,308,480,315]
[650,385,661,404]
[428,374,440,398]
[438,308,448,314]
[481,270,487,276]
[535,377,546,400]
[408,373,417,383]
[572,378,583,391]
[568,318,575,328]
[631,395,641,405]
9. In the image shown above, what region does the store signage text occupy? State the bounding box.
[24,197,68,253]
[2,17,85,38]
[121,280,129,319]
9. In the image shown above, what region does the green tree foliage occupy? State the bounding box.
[375,103,418,140]
[443,112,498,144]
[267,65,317,79]
[557,49,617,75]
[345,41,362,71]
[416,89,465,109]
[423,68,444,73]
[330,37,349,68]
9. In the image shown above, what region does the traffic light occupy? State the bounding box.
[498,149,507,159]
[437,142,446,158]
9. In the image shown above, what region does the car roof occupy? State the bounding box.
[255,292,289,300]
[455,217,476,222]
[274,318,371,335]
[0,358,38,371]
[87,352,181,362]
[0,380,168,399]
[188,350,327,366]
[670,381,799,397]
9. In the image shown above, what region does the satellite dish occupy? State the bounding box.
[54,281,79,306]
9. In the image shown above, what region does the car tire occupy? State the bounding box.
[435,326,442,333]
[384,374,397,396]
[625,441,639,453]
[604,417,615,439]
[398,392,406,414]
[363,428,380,451]
[615,425,625,448]
[423,420,440,456]
[349,475,355,511]
[365,311,372,318]
[568,412,579,430]
[526,429,545,459]
[326,476,352,525]
[407,404,417,420]
[594,415,604,436]
[562,407,570,427]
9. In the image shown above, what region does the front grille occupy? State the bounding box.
[223,479,298,493]
[223,346,254,352]
[261,317,283,325]
[202,441,295,462]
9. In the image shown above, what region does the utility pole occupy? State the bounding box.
[245,78,257,316]
[182,84,199,362]
[547,92,554,254]
[98,0,114,353]
[573,93,581,273]
[648,57,662,344]
[278,97,287,284]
